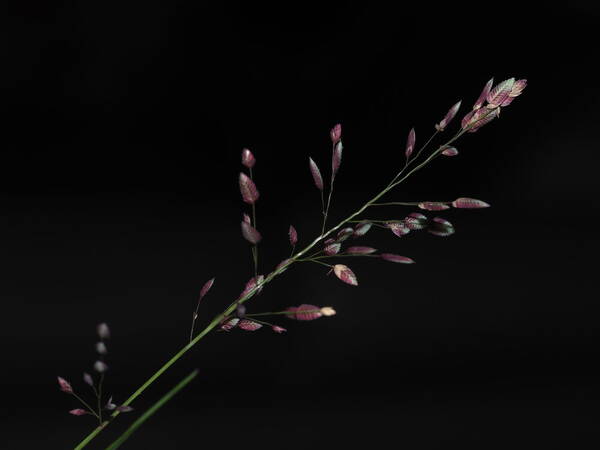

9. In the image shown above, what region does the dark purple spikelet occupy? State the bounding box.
[451,197,490,209]
[324,238,335,245]
[388,221,410,237]
[353,221,372,238]
[380,253,415,264]
[241,221,262,244]
[309,157,324,191]
[242,213,251,225]
[405,128,416,159]
[332,141,343,178]
[441,146,459,156]
[238,319,262,331]
[345,246,377,255]
[435,100,462,132]
[427,217,455,237]
[324,242,341,255]
[336,227,354,242]
[69,409,88,416]
[241,148,256,168]
[418,201,450,211]
[289,225,298,247]
[97,323,110,340]
[330,123,342,144]
[57,376,73,394]
[239,172,260,204]
[473,78,494,110]
[333,264,358,286]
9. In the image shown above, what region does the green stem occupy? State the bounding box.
[105,370,199,450]
[73,126,469,449]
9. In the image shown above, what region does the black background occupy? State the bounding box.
[3,1,600,448]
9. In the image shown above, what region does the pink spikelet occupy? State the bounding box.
[309,157,324,191]
[465,107,499,133]
[272,325,287,333]
[238,319,262,331]
[289,225,298,247]
[333,264,358,286]
[353,221,372,238]
[57,377,73,394]
[473,78,494,110]
[404,213,428,230]
[345,246,377,255]
[241,221,262,244]
[242,213,251,225]
[509,79,527,97]
[332,141,343,178]
[405,128,416,158]
[69,409,88,416]
[441,146,458,157]
[239,172,259,204]
[461,110,475,130]
[435,101,462,132]
[295,304,323,321]
[241,148,256,168]
[220,317,239,331]
[486,78,515,108]
[330,123,342,144]
[337,227,354,241]
[418,202,450,211]
[388,221,410,237]
[199,277,215,300]
[500,79,528,106]
[324,242,341,255]
[380,253,415,264]
[451,197,490,209]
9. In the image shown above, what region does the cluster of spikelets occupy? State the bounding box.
[57,323,133,419]
[59,77,526,428]
[195,76,527,335]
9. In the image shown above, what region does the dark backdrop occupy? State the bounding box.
[3,2,600,449]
